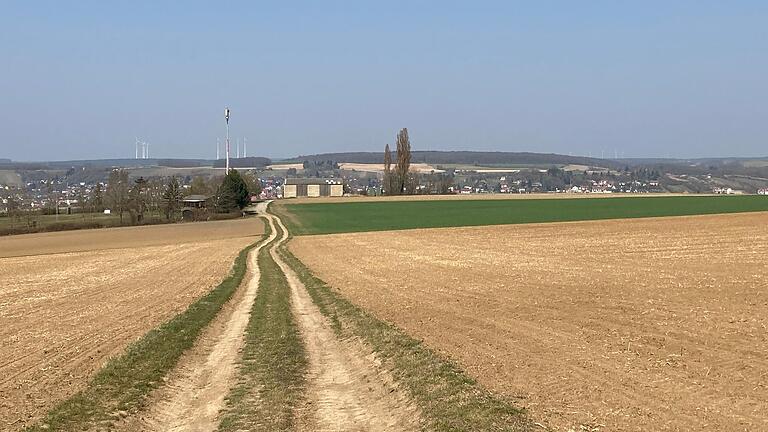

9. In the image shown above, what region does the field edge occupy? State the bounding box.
[24,232,266,432]
[278,234,532,431]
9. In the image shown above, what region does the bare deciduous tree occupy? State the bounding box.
[90,183,104,212]
[106,169,130,224]
[189,176,211,195]
[382,128,414,195]
[163,177,183,220]
[129,177,148,224]
[395,128,412,194]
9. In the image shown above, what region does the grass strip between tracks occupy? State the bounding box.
[277,237,532,431]
[218,220,307,432]
[25,233,265,432]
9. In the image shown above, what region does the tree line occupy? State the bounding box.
[103,168,258,224]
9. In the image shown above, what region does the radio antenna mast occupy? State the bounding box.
[224,107,231,171]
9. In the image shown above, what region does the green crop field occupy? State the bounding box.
[278,195,768,235]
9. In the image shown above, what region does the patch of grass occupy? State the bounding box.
[0,211,244,236]
[25,233,265,432]
[218,222,307,431]
[277,239,532,431]
[280,195,768,235]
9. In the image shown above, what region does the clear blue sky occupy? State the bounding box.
[1,1,766,161]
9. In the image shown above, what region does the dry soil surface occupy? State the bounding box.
[0,218,263,430]
[290,212,768,431]
[119,216,275,432]
[0,217,264,258]
[272,215,421,432]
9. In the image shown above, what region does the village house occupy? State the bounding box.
[713,187,736,195]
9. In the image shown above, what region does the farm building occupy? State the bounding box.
[182,195,209,209]
[181,195,210,220]
[283,178,343,198]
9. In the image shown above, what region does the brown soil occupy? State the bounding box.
[272,214,421,431]
[0,219,262,431]
[290,212,768,431]
[119,215,276,432]
[0,217,264,258]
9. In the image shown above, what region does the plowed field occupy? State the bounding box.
[289,212,768,431]
[0,217,263,430]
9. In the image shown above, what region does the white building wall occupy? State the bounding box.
[307,184,321,197]
[284,184,297,198]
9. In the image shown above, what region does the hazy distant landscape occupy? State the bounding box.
[3,150,768,223]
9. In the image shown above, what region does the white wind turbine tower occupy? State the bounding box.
[135,138,150,159]
[243,137,247,158]
[135,138,148,159]
[216,137,220,160]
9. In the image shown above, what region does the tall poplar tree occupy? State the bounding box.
[395,128,412,194]
[383,143,394,195]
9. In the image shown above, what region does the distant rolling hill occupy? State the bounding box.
[286,151,624,169]
[0,157,271,170]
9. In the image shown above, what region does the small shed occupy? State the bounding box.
[182,195,209,209]
[181,195,210,220]
[283,178,343,198]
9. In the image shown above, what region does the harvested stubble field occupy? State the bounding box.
[289,212,768,431]
[0,217,263,430]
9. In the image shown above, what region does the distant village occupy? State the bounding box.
[2,158,767,217]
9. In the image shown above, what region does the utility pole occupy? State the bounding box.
[225,107,231,171]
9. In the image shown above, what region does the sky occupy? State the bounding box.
[1,1,767,161]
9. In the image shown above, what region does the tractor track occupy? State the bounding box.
[118,205,419,431]
[118,209,277,432]
[269,213,420,431]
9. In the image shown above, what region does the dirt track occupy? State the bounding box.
[106,210,417,431]
[121,215,276,432]
[0,218,263,430]
[290,212,768,431]
[272,214,420,431]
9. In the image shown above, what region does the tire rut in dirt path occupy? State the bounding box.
[119,215,277,432]
[269,213,421,432]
